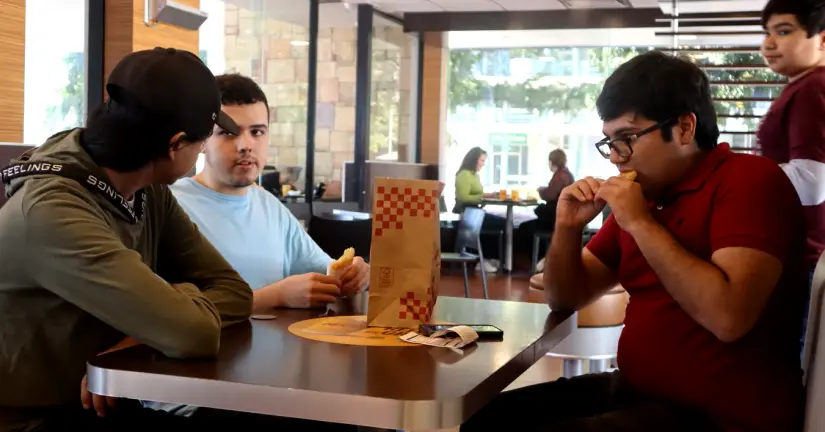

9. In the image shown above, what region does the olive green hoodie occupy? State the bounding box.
[0,129,253,429]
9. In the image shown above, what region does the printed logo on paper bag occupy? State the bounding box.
[374,186,439,237]
[379,267,394,288]
[398,286,434,322]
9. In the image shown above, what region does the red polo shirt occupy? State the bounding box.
[758,66,825,264]
[587,144,806,432]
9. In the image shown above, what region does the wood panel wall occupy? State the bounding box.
[103,0,200,101]
[419,32,445,167]
[0,0,26,143]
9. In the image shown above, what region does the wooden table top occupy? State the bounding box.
[87,294,573,430]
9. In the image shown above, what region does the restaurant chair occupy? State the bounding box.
[802,250,825,431]
[308,215,372,264]
[440,196,455,228]
[440,207,489,299]
[531,228,601,274]
[531,230,552,273]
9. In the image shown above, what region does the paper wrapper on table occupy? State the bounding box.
[367,178,444,328]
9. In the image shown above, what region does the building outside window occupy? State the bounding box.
[445,33,779,216]
[24,0,87,144]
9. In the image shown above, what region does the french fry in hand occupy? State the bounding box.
[331,248,355,271]
[329,248,355,285]
[619,171,637,181]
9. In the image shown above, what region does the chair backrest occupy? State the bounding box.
[803,251,825,431]
[455,208,485,254]
[308,215,373,262]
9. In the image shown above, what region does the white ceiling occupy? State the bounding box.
[448,25,764,48]
[342,0,661,13]
[659,0,767,14]
[210,0,767,49]
[218,0,400,28]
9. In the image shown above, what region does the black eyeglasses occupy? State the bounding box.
[594,118,676,159]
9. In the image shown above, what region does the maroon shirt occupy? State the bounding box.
[587,144,805,432]
[540,167,574,202]
[758,67,825,264]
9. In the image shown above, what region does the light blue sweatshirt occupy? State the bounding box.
[169,178,332,290]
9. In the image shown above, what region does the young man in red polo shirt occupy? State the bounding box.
[461,52,806,432]
[759,0,825,351]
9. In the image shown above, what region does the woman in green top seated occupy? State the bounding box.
[453,147,506,270]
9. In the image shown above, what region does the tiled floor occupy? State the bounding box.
[437,268,544,303]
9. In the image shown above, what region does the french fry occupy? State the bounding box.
[330,247,355,270]
[619,171,637,181]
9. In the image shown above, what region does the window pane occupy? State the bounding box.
[316,6,359,190]
[370,20,415,162]
[24,0,88,144]
[521,145,529,174]
[199,0,309,195]
[493,154,501,185]
[507,154,518,178]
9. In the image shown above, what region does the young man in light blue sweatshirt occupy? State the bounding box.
[170,73,370,314]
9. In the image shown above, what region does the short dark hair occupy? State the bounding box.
[549,149,567,168]
[596,51,719,151]
[762,0,825,36]
[216,73,270,116]
[81,100,212,172]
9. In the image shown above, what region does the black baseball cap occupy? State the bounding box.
[106,47,239,138]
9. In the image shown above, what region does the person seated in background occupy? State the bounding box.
[0,48,257,430]
[463,52,806,432]
[453,146,506,272]
[538,149,576,213]
[171,73,370,313]
[520,149,576,271]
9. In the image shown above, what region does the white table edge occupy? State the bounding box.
[87,316,576,430]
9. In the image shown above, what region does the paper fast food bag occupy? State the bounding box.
[367,178,444,328]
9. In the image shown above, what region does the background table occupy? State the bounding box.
[87,294,573,431]
[481,198,538,272]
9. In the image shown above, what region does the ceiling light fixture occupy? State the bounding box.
[291,41,310,46]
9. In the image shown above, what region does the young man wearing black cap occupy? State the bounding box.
[0,48,262,430]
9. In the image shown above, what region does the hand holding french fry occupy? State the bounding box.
[329,248,369,296]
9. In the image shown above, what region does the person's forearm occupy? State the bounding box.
[198,281,253,328]
[458,190,483,204]
[542,183,563,202]
[545,227,591,311]
[629,219,732,338]
[252,281,285,314]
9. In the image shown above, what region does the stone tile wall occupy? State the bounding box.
[221,4,413,188]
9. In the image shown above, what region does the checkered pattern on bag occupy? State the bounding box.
[374,186,439,237]
[398,286,434,321]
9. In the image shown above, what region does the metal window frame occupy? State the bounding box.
[85,0,105,115]
[305,0,319,211]
[84,0,420,211]
[352,4,374,210]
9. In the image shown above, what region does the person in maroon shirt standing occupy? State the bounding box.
[461,52,806,432]
[759,0,825,351]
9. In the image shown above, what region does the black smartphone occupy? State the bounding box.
[419,324,504,340]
